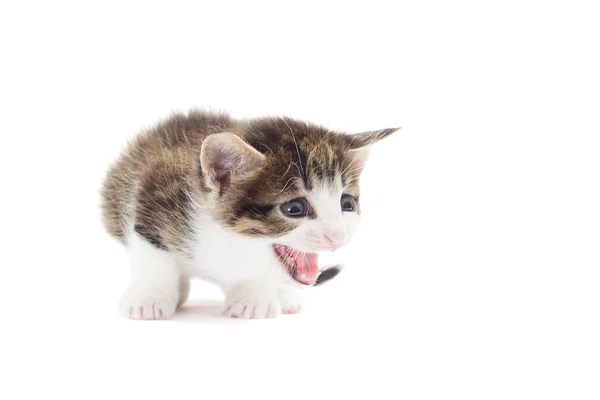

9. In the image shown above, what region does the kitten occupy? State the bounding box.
[100,110,398,320]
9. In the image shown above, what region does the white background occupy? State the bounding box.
[1,1,599,399]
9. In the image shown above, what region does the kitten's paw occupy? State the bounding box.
[223,285,281,319]
[278,288,303,314]
[223,300,281,319]
[119,289,178,320]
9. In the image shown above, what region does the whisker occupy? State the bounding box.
[280,117,305,182]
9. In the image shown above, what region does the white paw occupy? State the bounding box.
[223,283,281,319]
[119,288,178,320]
[223,300,281,319]
[278,287,303,314]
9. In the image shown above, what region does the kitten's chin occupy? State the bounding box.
[272,244,320,286]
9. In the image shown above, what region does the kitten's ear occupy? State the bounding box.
[346,127,400,149]
[345,127,401,162]
[200,132,265,192]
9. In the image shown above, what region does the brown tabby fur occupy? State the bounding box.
[100,110,398,254]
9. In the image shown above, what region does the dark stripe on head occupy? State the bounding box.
[308,147,339,186]
[297,146,311,190]
[327,158,338,182]
[235,203,275,220]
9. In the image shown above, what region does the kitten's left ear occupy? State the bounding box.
[200,132,265,193]
[345,127,401,162]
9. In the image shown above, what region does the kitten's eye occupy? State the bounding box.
[280,198,309,218]
[341,194,356,212]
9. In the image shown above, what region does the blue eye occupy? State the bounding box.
[280,198,308,217]
[341,195,356,212]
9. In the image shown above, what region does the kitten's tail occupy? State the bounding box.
[313,265,344,286]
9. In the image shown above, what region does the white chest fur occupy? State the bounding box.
[188,218,287,291]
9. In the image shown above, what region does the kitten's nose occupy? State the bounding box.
[324,230,345,251]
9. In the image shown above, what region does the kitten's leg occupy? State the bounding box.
[119,233,180,320]
[223,279,282,319]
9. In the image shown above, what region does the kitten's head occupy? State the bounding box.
[200,117,398,285]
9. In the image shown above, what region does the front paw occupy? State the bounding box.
[223,300,281,319]
[278,287,303,314]
[223,284,281,319]
[119,288,178,320]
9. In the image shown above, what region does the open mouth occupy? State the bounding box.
[272,244,320,286]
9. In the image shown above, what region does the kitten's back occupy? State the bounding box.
[100,110,234,244]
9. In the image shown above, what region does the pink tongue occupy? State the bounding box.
[293,252,319,284]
